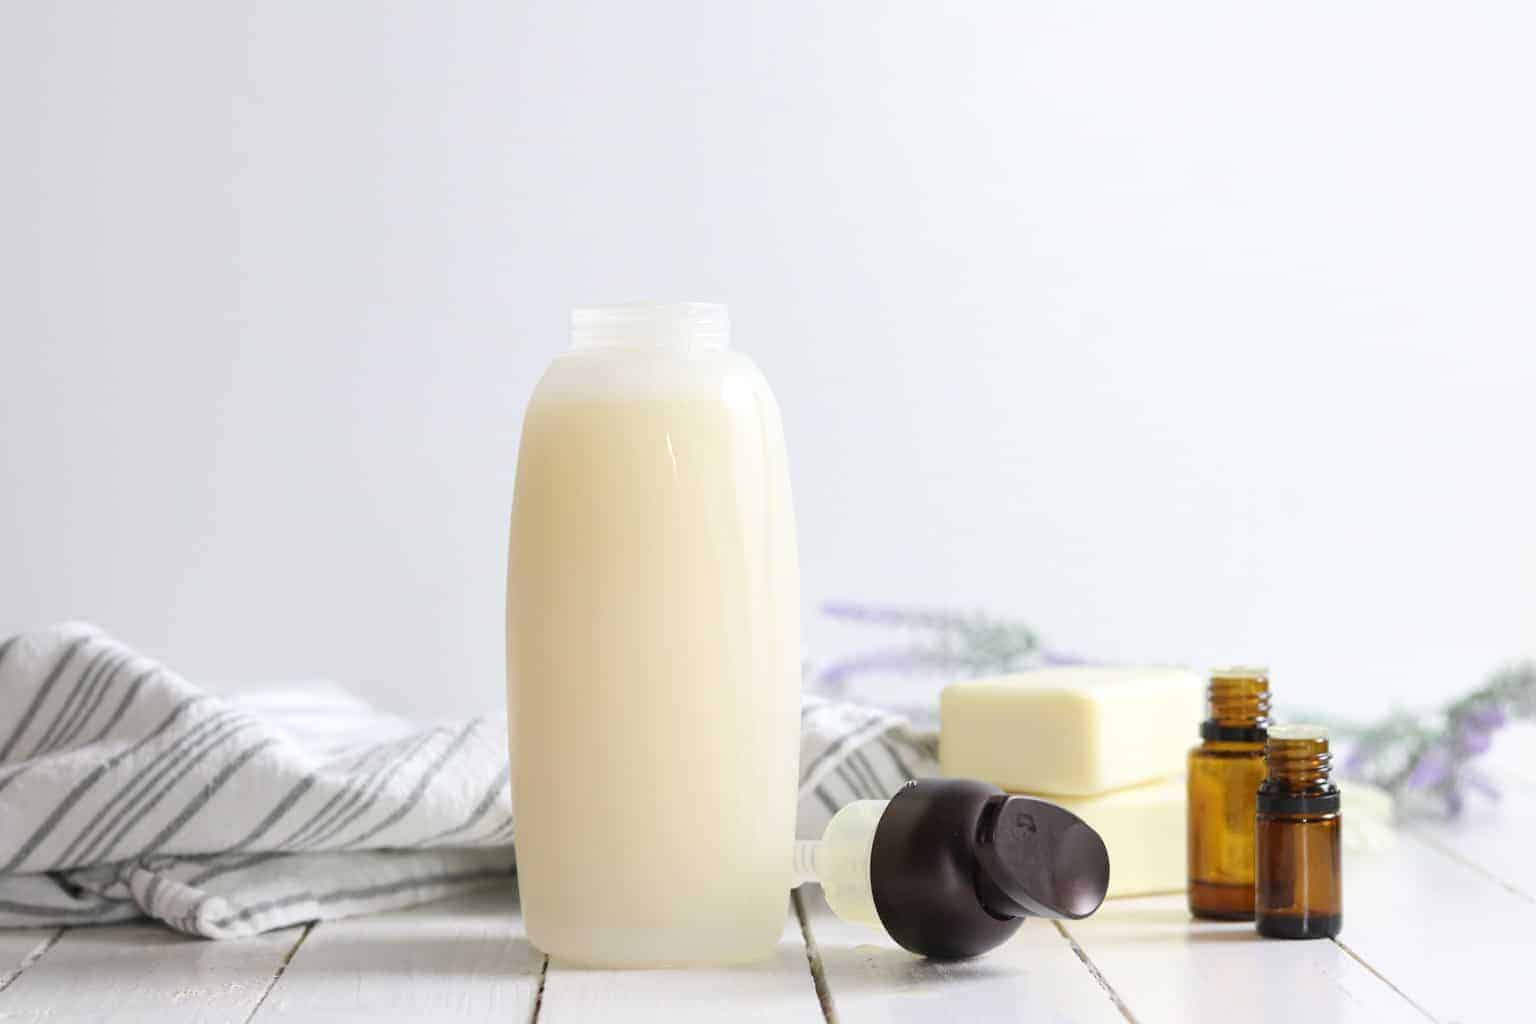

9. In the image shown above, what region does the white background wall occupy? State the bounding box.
[4,2,1532,719]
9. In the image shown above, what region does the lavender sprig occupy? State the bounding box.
[816,602,1534,822]
[1333,661,1536,818]
[814,601,1065,692]
[821,602,984,632]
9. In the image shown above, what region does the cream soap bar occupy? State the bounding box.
[1026,779,1187,898]
[940,666,1203,796]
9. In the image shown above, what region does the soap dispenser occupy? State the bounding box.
[793,778,1111,959]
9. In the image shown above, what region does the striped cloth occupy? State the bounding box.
[0,624,935,938]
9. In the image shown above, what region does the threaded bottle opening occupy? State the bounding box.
[1264,724,1333,791]
[1205,667,1271,728]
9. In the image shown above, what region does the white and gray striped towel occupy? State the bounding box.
[0,624,936,938]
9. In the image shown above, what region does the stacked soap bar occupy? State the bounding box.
[940,666,1203,898]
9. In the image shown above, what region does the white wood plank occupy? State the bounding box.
[1061,891,1422,1024]
[254,885,541,1023]
[538,899,822,1023]
[0,927,63,993]
[1337,829,1536,1024]
[0,921,303,1022]
[1411,769,1536,902]
[797,885,1122,1023]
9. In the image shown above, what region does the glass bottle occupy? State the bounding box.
[1256,724,1342,939]
[1187,667,1270,919]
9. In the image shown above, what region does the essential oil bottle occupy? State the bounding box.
[1187,667,1270,920]
[1256,724,1342,939]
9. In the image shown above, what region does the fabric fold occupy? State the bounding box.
[0,624,935,937]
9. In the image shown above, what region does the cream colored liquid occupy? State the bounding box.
[507,357,801,966]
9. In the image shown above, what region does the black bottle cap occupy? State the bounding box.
[1256,783,1341,815]
[1200,720,1269,743]
[869,778,1111,960]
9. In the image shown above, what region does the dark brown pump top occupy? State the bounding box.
[869,778,1111,960]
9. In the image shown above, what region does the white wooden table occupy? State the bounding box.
[4,773,1533,1023]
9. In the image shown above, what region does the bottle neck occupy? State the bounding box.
[1263,736,1333,793]
[570,303,729,352]
[1200,669,1270,742]
[1258,731,1340,814]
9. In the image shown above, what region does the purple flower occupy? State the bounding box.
[1456,704,1507,755]
[1459,726,1495,756]
[1286,662,1531,819]
[1343,741,1375,775]
[1405,746,1451,790]
[1464,704,1506,732]
[820,602,975,632]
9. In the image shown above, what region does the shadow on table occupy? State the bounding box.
[271,885,546,975]
[1078,902,1266,945]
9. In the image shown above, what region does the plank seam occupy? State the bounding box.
[0,926,65,994]
[1053,921,1138,1024]
[242,921,314,1024]
[791,888,838,1024]
[1408,828,1536,905]
[1332,937,1440,1023]
[527,952,550,1023]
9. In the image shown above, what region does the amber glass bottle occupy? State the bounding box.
[1187,667,1270,920]
[1256,725,1342,939]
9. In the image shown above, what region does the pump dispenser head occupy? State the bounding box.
[794,778,1110,960]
